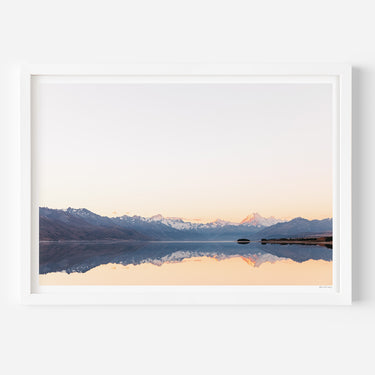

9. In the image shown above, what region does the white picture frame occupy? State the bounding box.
[21,63,352,305]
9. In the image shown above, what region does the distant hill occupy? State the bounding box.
[39,207,332,241]
[255,217,333,239]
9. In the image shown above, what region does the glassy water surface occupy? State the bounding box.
[40,240,332,283]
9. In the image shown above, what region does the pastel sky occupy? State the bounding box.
[34,81,332,222]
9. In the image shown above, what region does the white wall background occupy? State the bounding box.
[0,1,373,374]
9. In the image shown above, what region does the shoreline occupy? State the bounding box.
[40,239,238,243]
[260,240,332,245]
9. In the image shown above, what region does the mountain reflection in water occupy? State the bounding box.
[39,240,332,274]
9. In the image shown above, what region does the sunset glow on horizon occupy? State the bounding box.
[34,81,332,222]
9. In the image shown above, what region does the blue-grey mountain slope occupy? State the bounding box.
[39,207,332,241]
[255,217,333,239]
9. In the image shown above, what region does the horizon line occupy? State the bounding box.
[39,206,333,224]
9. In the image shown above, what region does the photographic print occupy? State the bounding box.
[34,78,334,287]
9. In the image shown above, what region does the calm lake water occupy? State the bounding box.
[39,240,332,275]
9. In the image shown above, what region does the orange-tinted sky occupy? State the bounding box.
[34,81,332,222]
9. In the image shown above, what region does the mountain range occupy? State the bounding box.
[39,207,332,241]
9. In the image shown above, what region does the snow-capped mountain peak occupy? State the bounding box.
[240,212,284,227]
[116,211,284,230]
[212,219,239,227]
[146,214,193,230]
[149,214,164,221]
[65,207,100,218]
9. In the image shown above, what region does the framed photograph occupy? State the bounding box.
[21,64,352,305]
